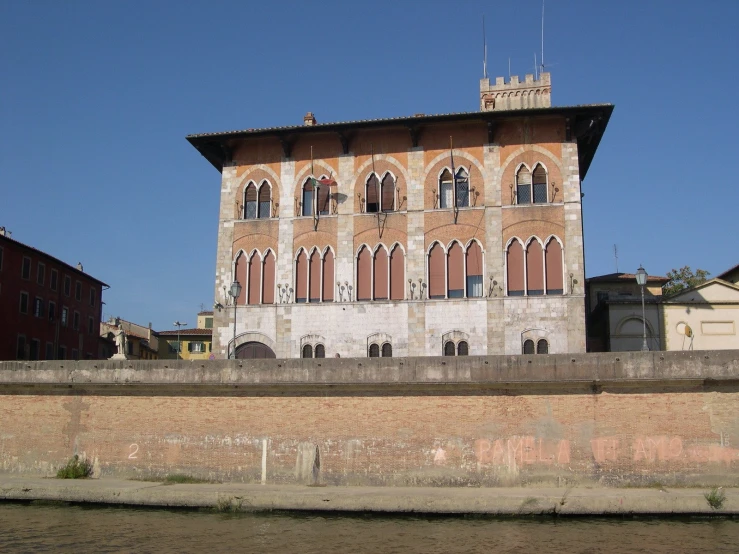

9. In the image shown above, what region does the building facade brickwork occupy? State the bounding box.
[189,76,612,359]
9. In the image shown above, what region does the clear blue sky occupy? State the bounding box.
[2,0,737,331]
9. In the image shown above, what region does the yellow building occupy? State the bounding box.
[158,311,214,360]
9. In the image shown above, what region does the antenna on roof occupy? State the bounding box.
[614,244,619,273]
[508,57,511,79]
[482,15,488,79]
[540,0,546,75]
[534,53,538,80]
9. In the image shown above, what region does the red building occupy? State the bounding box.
[0,229,107,361]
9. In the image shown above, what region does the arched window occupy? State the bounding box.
[296,249,308,303]
[447,242,464,298]
[444,341,455,356]
[439,169,453,209]
[545,238,563,295]
[244,182,258,219]
[369,343,380,357]
[315,344,325,358]
[234,252,247,305]
[374,247,388,300]
[532,164,547,204]
[456,168,470,208]
[457,341,469,356]
[526,240,544,296]
[389,245,405,301]
[523,339,535,354]
[322,249,334,302]
[302,179,313,216]
[516,165,532,204]
[365,174,379,213]
[248,251,261,305]
[381,343,392,357]
[316,176,330,215]
[381,173,395,212]
[537,339,548,354]
[507,241,524,296]
[357,246,372,301]
[258,181,271,218]
[262,250,275,304]
[428,243,445,299]
[309,249,321,303]
[302,344,313,358]
[466,241,483,297]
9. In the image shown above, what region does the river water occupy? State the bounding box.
[1,503,737,553]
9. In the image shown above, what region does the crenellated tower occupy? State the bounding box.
[480,72,551,111]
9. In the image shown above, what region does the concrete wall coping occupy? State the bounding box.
[0,351,737,394]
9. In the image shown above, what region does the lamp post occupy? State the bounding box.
[229,280,242,359]
[173,321,187,359]
[635,266,649,352]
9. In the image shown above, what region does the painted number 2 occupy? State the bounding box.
[128,444,139,459]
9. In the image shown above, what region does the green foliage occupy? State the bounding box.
[56,455,93,479]
[663,266,710,297]
[163,474,217,484]
[214,496,244,513]
[704,487,726,510]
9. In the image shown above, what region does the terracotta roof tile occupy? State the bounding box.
[586,272,669,284]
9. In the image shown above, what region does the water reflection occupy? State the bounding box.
[0,503,737,553]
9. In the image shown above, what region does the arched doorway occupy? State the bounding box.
[235,341,276,359]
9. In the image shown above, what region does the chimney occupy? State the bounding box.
[303,112,317,126]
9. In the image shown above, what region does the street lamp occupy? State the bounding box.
[635,266,649,352]
[173,321,187,359]
[229,280,242,359]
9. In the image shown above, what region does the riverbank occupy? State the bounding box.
[0,476,736,515]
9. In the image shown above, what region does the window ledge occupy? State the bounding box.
[502,202,564,209]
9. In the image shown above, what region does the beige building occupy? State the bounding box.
[586,272,669,352]
[100,318,158,360]
[158,311,214,360]
[662,278,739,351]
[188,73,613,359]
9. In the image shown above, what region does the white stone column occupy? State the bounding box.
[335,154,355,290]
[483,143,505,354]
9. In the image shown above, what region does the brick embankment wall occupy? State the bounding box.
[0,351,737,487]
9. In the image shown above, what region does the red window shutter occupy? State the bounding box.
[526,241,544,294]
[357,247,371,300]
[317,184,330,214]
[466,241,483,277]
[248,252,261,304]
[309,250,321,302]
[262,251,275,304]
[374,247,388,300]
[296,250,308,302]
[447,242,464,294]
[235,252,247,305]
[545,239,564,293]
[428,244,445,298]
[389,246,405,300]
[381,174,395,212]
[322,250,334,301]
[507,241,524,294]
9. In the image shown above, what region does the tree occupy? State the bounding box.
[663,266,710,297]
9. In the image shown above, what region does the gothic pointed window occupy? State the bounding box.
[455,168,470,208]
[316,176,331,215]
[244,182,257,219]
[466,241,483,297]
[309,249,321,303]
[526,240,544,296]
[248,251,261,305]
[532,164,547,204]
[322,249,334,302]
[516,166,532,204]
[357,246,372,301]
[389,245,405,301]
[262,251,275,304]
[302,179,313,216]
[258,181,271,218]
[439,169,453,209]
[447,242,464,298]
[428,243,445,299]
[296,249,308,303]
[381,173,395,212]
[234,252,247,305]
[545,238,564,295]
[373,247,388,300]
[506,241,524,296]
[365,174,379,213]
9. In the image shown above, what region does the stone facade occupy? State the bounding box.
[190,77,612,359]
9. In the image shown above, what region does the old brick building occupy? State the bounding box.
[0,229,107,360]
[188,74,612,358]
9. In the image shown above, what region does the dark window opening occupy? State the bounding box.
[455,168,469,208]
[302,344,313,358]
[444,341,455,356]
[369,343,380,357]
[516,166,532,205]
[532,165,547,204]
[302,180,314,216]
[523,339,535,354]
[457,341,469,356]
[537,339,549,354]
[365,174,379,213]
[21,257,31,279]
[258,182,271,218]
[244,183,257,219]
[381,343,392,357]
[315,344,325,358]
[16,336,26,360]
